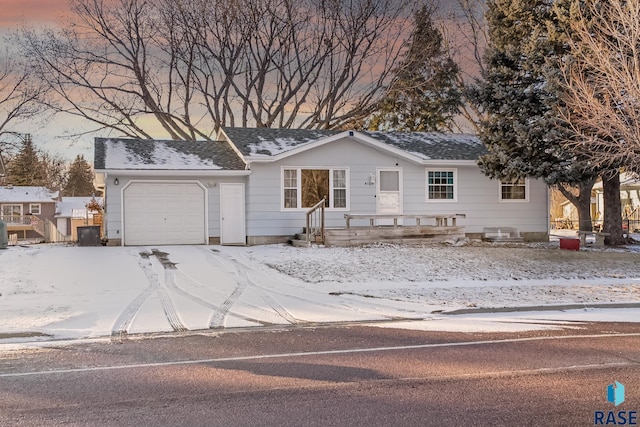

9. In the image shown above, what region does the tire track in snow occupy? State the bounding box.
[223,249,421,321]
[204,249,300,327]
[110,250,187,338]
[159,251,277,328]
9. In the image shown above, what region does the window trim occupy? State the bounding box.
[1,204,23,222]
[281,166,350,211]
[425,168,458,202]
[498,178,529,202]
[29,203,41,215]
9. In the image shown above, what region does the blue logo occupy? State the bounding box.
[609,382,626,407]
[595,381,637,425]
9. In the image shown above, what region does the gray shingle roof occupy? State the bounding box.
[222,127,341,157]
[94,138,246,170]
[362,131,486,161]
[222,127,486,161]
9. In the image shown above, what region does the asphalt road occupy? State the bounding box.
[1,322,639,426]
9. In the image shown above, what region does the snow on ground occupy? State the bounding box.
[1,233,640,348]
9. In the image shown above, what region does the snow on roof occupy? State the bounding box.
[223,128,340,157]
[223,128,486,161]
[0,186,59,203]
[55,197,104,218]
[362,131,486,161]
[103,139,223,170]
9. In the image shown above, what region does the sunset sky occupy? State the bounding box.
[0,0,92,161]
[0,0,67,24]
[0,0,68,26]
[0,0,477,163]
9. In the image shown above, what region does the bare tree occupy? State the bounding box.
[0,51,49,172]
[16,0,200,140]
[558,0,640,245]
[437,0,488,132]
[16,0,416,139]
[561,0,640,170]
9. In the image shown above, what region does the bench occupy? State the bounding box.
[577,230,610,247]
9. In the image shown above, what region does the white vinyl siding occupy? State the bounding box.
[243,136,548,239]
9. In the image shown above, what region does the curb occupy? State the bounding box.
[441,302,640,315]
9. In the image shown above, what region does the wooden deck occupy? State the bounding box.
[323,214,466,247]
[4,216,46,239]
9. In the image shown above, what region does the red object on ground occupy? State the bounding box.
[559,238,580,250]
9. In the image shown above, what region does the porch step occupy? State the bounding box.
[481,227,523,242]
[289,238,311,248]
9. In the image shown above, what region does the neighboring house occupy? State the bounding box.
[592,173,640,218]
[55,197,104,241]
[592,173,640,231]
[94,129,550,246]
[0,185,59,240]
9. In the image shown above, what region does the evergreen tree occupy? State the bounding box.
[7,134,47,186]
[470,0,599,232]
[367,5,462,132]
[63,154,95,196]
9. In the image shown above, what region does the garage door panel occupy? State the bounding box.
[124,182,206,245]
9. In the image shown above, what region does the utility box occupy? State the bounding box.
[77,226,101,246]
[0,219,7,249]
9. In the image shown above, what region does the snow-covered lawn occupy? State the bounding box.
[1,236,640,348]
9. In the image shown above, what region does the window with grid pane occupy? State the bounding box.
[282,168,347,209]
[427,170,455,200]
[332,170,347,208]
[500,178,526,200]
[283,169,298,208]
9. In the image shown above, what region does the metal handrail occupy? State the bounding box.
[305,198,325,244]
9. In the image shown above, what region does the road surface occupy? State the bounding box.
[1,322,639,426]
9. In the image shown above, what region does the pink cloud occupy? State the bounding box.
[0,0,69,26]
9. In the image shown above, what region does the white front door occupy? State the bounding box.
[220,183,246,245]
[377,169,402,225]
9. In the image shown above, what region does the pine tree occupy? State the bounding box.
[367,5,462,132]
[7,134,47,186]
[63,154,96,197]
[470,0,599,232]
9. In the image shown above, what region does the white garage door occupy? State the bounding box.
[123,182,206,245]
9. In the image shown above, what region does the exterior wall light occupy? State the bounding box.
[114,178,119,185]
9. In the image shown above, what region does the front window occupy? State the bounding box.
[283,169,298,208]
[1,204,23,223]
[500,178,528,201]
[427,170,456,201]
[29,204,41,215]
[282,168,348,209]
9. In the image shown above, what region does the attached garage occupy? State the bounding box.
[123,181,207,245]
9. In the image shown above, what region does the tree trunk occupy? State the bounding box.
[557,179,596,232]
[602,171,625,245]
[576,185,593,232]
